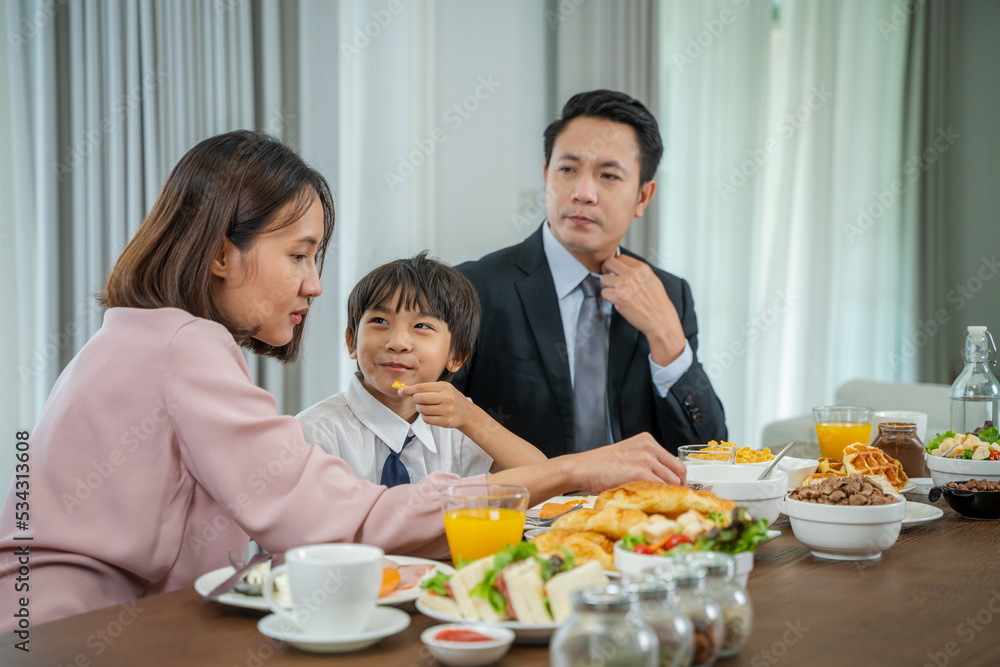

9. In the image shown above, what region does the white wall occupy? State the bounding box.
[433,0,550,264]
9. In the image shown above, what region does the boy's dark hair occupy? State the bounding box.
[346,252,481,381]
[543,89,664,186]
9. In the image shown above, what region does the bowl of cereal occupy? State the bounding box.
[783,475,906,560]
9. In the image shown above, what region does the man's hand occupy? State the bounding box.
[401,382,473,429]
[569,433,687,493]
[600,254,686,367]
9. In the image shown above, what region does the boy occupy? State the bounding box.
[297,252,547,486]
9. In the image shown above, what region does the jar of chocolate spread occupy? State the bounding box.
[871,422,929,478]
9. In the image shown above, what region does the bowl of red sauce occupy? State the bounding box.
[420,624,515,666]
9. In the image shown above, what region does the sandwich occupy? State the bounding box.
[420,541,609,624]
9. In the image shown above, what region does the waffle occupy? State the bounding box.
[842,443,908,491]
[802,472,846,487]
[816,458,846,475]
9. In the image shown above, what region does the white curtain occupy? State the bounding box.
[660,0,917,446]
[0,0,341,487]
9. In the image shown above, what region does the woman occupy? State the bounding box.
[0,131,685,628]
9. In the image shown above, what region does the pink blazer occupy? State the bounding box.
[0,308,479,628]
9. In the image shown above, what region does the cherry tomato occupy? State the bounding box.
[633,543,655,555]
[663,534,693,551]
[990,450,1000,461]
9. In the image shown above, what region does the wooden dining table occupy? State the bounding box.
[4,491,999,666]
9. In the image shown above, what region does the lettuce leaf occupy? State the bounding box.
[620,533,647,551]
[926,431,956,454]
[698,507,770,554]
[420,570,452,597]
[977,425,999,444]
[469,541,538,614]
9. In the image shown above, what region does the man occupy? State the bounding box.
[453,90,727,458]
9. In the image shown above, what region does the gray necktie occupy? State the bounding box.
[573,275,608,452]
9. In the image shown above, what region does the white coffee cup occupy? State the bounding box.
[262,543,383,636]
[871,411,928,445]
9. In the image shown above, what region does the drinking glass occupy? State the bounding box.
[439,484,529,566]
[678,444,737,466]
[812,406,873,460]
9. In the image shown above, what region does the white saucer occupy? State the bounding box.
[902,502,944,526]
[908,477,935,495]
[257,606,410,654]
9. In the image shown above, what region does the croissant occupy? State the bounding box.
[594,481,737,518]
[530,530,615,571]
[552,507,649,540]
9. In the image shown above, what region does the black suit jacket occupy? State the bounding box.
[453,226,727,458]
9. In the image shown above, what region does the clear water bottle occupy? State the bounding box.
[949,326,1000,434]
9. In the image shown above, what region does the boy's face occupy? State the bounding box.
[349,298,462,412]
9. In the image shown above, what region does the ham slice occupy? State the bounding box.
[382,558,436,591]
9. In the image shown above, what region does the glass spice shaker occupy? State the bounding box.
[623,573,695,667]
[871,422,929,478]
[550,585,659,667]
[668,562,722,667]
[681,552,753,658]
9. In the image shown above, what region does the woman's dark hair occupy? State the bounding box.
[543,89,664,186]
[346,251,481,381]
[100,130,335,363]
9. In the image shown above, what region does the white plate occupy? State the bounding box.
[900,480,915,493]
[902,502,944,526]
[416,596,559,644]
[257,606,409,654]
[527,495,596,518]
[195,555,454,611]
[909,477,935,495]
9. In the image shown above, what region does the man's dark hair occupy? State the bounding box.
[543,89,664,186]
[346,251,481,381]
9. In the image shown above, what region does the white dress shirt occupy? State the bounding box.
[542,221,693,397]
[296,372,494,484]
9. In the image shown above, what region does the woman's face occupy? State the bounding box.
[211,193,324,347]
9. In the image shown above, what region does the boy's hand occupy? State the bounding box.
[399,382,473,429]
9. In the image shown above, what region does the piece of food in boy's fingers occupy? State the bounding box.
[379,567,401,598]
[392,380,405,390]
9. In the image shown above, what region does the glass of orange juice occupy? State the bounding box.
[439,484,529,566]
[812,406,873,460]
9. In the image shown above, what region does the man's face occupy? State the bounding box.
[543,116,655,270]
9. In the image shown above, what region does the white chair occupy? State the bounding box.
[760,379,951,459]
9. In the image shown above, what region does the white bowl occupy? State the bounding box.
[782,496,906,561]
[685,466,788,525]
[613,542,754,588]
[775,457,820,489]
[420,624,515,666]
[925,454,1000,486]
